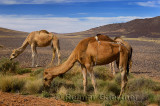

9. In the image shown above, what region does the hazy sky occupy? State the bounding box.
[0,0,159,33]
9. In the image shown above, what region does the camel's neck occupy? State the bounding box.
[16,38,29,55]
[50,50,77,76]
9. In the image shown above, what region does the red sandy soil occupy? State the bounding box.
[0,91,96,106]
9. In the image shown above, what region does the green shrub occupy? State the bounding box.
[0,75,25,92]
[94,66,113,81]
[30,68,44,76]
[121,90,154,106]
[0,57,31,75]
[114,73,121,85]
[41,91,51,98]
[127,77,160,92]
[16,68,31,75]
[0,58,19,74]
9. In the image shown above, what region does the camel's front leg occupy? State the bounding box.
[112,61,116,76]
[110,62,116,76]
[35,48,39,67]
[31,44,36,67]
[81,65,87,94]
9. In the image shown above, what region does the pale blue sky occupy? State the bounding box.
[0,0,159,33]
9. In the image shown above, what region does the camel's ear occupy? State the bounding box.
[12,49,15,52]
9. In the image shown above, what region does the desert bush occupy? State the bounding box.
[41,91,51,98]
[30,68,44,77]
[120,90,155,106]
[63,65,81,80]
[127,77,160,92]
[16,68,31,75]
[119,77,160,105]
[24,79,43,94]
[0,57,31,75]
[114,73,121,85]
[94,66,113,81]
[114,73,134,85]
[0,75,25,92]
[0,58,19,74]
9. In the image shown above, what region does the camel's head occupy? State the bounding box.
[43,69,56,89]
[10,49,18,60]
[114,37,123,42]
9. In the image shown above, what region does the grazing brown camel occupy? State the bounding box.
[10,30,61,67]
[43,35,129,97]
[110,37,133,76]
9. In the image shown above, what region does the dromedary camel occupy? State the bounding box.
[43,35,129,97]
[10,30,61,67]
[110,37,133,76]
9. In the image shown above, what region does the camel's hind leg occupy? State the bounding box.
[85,62,97,94]
[50,48,56,65]
[56,47,61,65]
[119,50,128,97]
[81,65,87,94]
[88,67,97,94]
[51,39,61,65]
[119,67,128,97]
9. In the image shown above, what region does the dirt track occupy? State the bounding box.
[0,36,160,105]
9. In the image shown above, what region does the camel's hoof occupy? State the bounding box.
[113,73,116,76]
[118,94,122,98]
[36,65,40,67]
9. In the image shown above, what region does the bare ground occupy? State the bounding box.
[0,36,160,105]
[0,91,98,106]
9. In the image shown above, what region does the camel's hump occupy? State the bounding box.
[39,30,50,34]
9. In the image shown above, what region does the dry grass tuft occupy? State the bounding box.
[0,75,25,92]
[24,79,43,94]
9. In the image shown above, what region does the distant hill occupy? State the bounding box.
[62,16,160,38]
[1,16,160,38]
[0,27,28,37]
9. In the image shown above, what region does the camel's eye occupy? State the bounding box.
[12,54,15,56]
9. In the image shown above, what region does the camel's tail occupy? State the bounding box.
[126,47,133,75]
[51,36,60,50]
[57,39,60,50]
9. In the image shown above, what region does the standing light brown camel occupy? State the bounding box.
[43,35,129,97]
[110,37,133,76]
[10,30,61,67]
